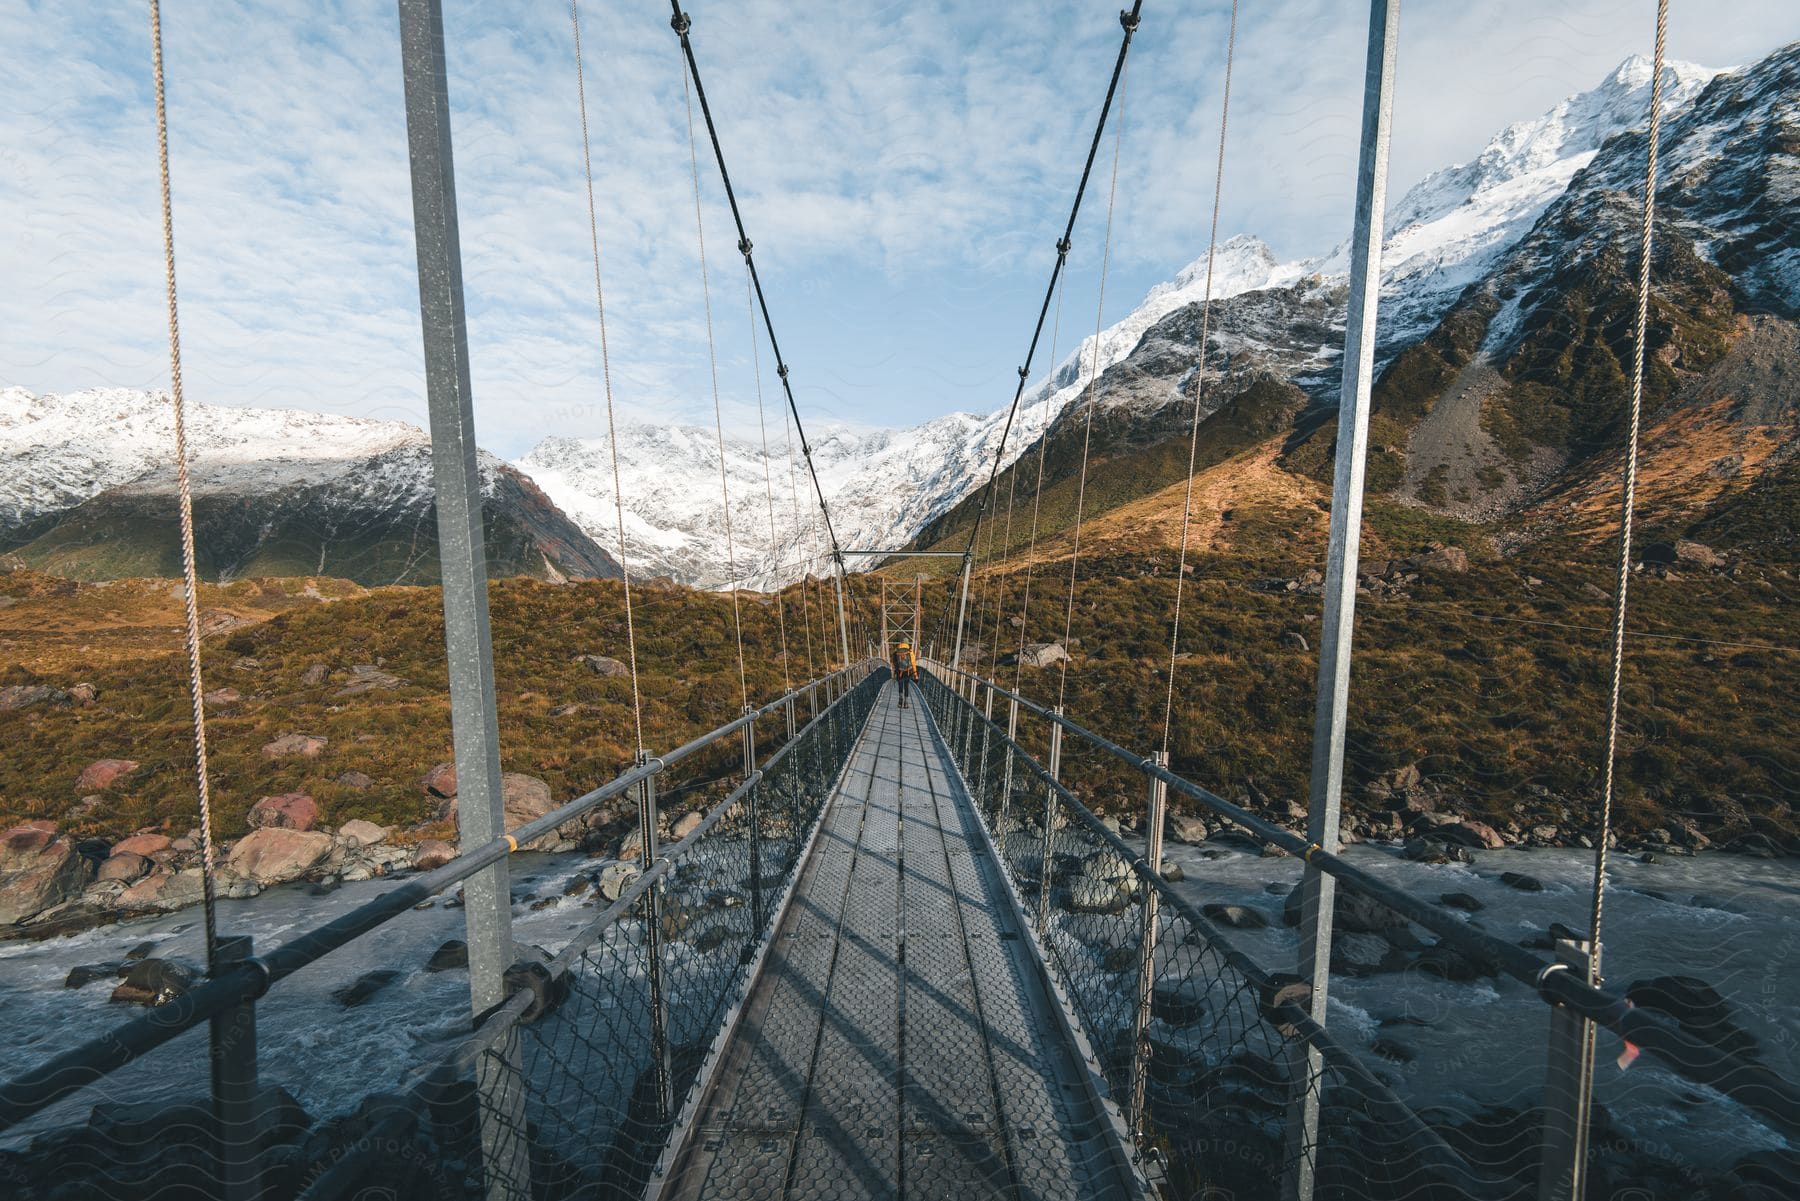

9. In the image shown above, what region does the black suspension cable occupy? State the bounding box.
[932,1,1145,643]
[668,5,849,582]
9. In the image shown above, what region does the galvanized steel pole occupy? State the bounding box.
[209,934,260,1201]
[1284,2,1400,1197]
[638,753,673,1119]
[1129,752,1169,1140]
[396,3,526,1195]
[1038,710,1065,934]
[832,560,852,667]
[949,551,974,677]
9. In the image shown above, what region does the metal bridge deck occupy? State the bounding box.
[661,683,1141,1201]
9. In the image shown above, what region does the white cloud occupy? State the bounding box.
[2,1,1794,457]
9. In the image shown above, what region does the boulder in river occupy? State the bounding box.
[598,861,642,903]
[1436,820,1506,850]
[96,851,150,883]
[338,819,388,848]
[112,832,172,858]
[111,958,195,1006]
[1282,885,1410,934]
[333,969,400,1007]
[64,963,122,989]
[0,824,92,925]
[1168,813,1209,844]
[427,939,469,971]
[1441,891,1483,913]
[413,839,456,870]
[1626,975,1758,1059]
[1203,903,1270,930]
[227,827,334,883]
[1500,871,1544,892]
[1069,876,1127,914]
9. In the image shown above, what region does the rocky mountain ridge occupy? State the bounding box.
[0,388,618,586]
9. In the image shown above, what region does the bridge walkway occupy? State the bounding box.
[661,682,1141,1200]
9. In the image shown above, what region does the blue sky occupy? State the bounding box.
[3,1,1795,458]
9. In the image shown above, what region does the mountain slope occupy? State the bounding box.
[0,389,618,586]
[523,54,1728,587]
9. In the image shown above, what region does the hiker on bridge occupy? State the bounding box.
[890,639,919,708]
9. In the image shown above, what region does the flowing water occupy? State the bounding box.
[1,844,1794,1178]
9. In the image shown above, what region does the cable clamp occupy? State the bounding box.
[670,10,691,36]
[1535,960,1573,1001]
[1302,842,1324,863]
[1056,236,1072,259]
[1017,365,1029,380]
[1119,9,1140,33]
[777,363,790,381]
[504,834,518,853]
[240,956,274,1000]
[737,236,753,261]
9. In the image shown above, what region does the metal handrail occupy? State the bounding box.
[918,673,1494,1193]
[926,661,1800,1141]
[295,666,885,1200]
[0,660,877,1133]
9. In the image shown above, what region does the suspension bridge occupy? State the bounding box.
[1,1,1794,1200]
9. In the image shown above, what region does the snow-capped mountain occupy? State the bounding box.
[1358,54,1719,348]
[524,54,1727,587]
[0,388,616,585]
[7,51,1774,591]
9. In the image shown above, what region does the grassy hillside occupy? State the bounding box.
[0,567,859,841]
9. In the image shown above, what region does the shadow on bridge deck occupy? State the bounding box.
[661,682,1145,1201]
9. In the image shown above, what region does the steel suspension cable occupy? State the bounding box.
[1590,0,1670,984]
[570,0,647,757]
[947,2,1145,635]
[680,58,750,710]
[148,0,221,972]
[668,5,854,613]
[1057,57,1131,711]
[746,268,792,693]
[981,449,1022,678]
[782,409,818,679]
[1159,0,1239,758]
[1012,274,1069,694]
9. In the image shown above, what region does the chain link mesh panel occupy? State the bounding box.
[395,672,886,1201]
[922,673,1483,1201]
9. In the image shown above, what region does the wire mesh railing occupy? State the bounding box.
[289,667,886,1201]
[924,668,1515,1200]
[0,663,880,1201]
[922,664,1800,1201]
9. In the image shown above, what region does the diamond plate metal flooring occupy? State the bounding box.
[661,684,1143,1201]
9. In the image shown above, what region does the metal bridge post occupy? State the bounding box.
[744,706,764,933]
[832,563,852,668]
[397,4,527,1197]
[999,695,1021,829]
[1537,939,1596,1201]
[1038,710,1065,935]
[974,682,996,810]
[1284,2,1400,1198]
[1128,753,1169,1143]
[637,751,674,1120]
[949,552,974,676]
[210,934,260,1201]
[785,694,797,741]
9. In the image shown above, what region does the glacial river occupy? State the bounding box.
[0,844,1794,1177]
